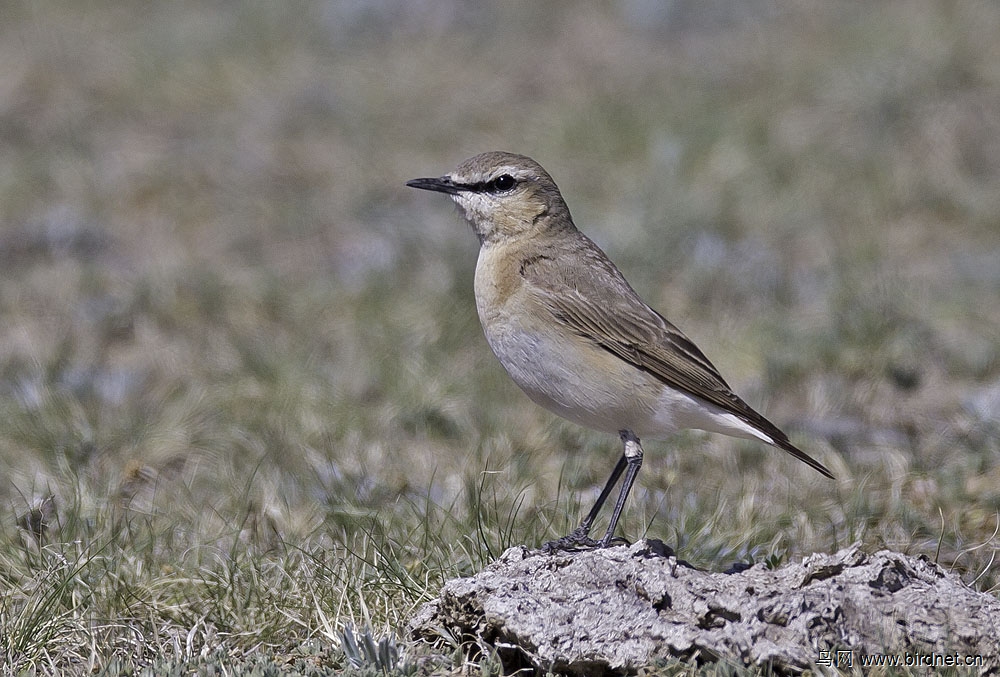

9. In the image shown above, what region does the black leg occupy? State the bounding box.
[542,430,643,552]
[598,431,643,547]
[576,453,628,536]
[542,454,626,551]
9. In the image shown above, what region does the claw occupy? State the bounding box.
[541,530,631,553]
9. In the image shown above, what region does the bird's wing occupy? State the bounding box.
[521,240,834,478]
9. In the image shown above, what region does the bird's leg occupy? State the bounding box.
[598,430,643,547]
[542,454,626,551]
[541,430,642,552]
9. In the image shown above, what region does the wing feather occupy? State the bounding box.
[520,240,834,478]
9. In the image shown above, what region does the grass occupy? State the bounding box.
[2,0,999,674]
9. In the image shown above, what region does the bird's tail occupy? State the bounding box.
[767,427,834,479]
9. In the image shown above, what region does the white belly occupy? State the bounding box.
[479,313,739,439]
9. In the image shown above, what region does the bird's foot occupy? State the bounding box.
[541,526,630,553]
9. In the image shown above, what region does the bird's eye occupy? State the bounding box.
[490,174,516,192]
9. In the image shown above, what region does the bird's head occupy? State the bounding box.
[407,151,573,245]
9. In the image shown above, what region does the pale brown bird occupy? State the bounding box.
[407,152,833,551]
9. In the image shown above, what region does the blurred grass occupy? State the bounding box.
[1,0,999,673]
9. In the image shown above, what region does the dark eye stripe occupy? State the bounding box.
[457,174,518,194]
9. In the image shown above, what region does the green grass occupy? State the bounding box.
[2,1,999,674]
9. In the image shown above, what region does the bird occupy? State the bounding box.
[406,151,833,551]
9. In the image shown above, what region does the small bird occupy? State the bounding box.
[407,152,833,551]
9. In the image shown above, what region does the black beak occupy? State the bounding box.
[406,176,462,195]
